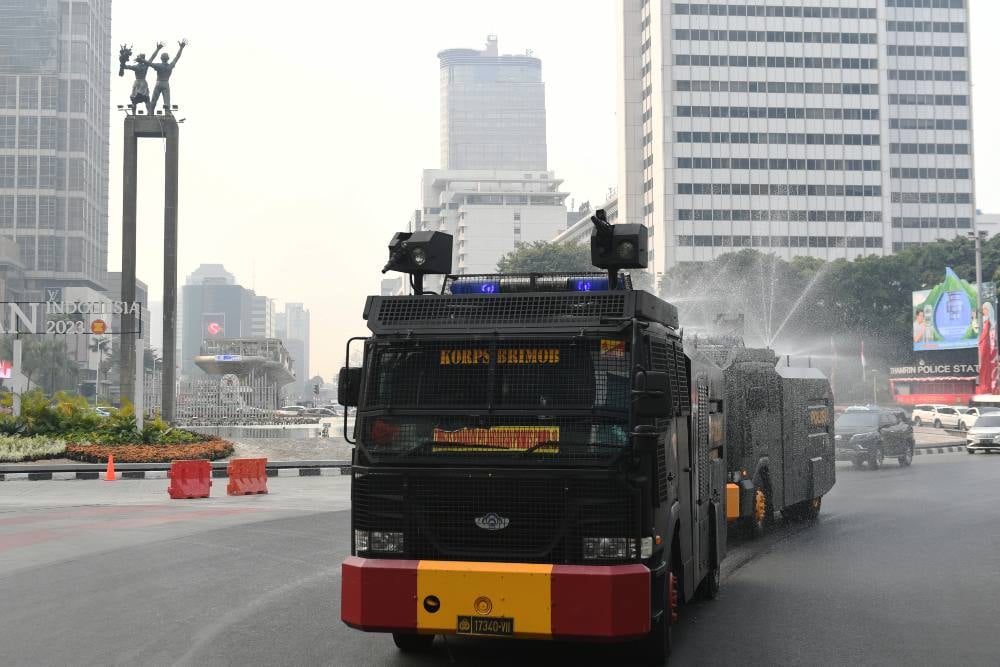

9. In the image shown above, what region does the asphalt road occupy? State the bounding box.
[1,453,998,666]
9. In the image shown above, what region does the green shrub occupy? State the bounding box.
[0,392,204,447]
[0,435,66,462]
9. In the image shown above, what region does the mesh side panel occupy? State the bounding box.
[353,471,639,564]
[374,293,628,329]
[697,379,710,501]
[364,338,630,411]
[656,433,669,503]
[650,337,690,416]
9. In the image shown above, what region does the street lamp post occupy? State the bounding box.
[969,230,987,328]
[872,369,879,405]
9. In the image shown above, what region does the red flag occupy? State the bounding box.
[978,305,997,394]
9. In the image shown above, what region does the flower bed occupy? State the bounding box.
[0,435,67,462]
[65,438,233,463]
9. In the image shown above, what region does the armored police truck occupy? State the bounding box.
[338,213,725,663]
[687,338,836,535]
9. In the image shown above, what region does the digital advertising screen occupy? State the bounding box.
[912,268,994,352]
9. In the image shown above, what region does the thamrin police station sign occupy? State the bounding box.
[0,300,142,335]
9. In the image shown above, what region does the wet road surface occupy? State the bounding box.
[1,453,998,666]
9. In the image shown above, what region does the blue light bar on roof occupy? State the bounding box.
[448,275,618,294]
[570,277,609,292]
[449,279,501,294]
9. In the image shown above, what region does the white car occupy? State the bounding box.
[276,405,306,417]
[966,413,1000,453]
[955,407,985,431]
[910,404,962,429]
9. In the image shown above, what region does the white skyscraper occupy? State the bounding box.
[415,36,569,274]
[617,0,975,275]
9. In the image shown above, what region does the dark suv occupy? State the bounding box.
[835,407,915,469]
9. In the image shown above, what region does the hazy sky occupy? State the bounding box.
[109,0,999,379]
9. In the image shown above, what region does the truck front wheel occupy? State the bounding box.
[392,633,435,652]
[638,561,676,665]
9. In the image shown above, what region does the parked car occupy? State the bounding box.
[910,404,963,429]
[92,407,111,418]
[835,407,915,469]
[275,405,306,417]
[954,406,991,431]
[304,407,336,417]
[965,413,1000,454]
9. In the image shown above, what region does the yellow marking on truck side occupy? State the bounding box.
[726,483,740,521]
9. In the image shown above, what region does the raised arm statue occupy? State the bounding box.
[149,39,188,114]
[119,42,163,114]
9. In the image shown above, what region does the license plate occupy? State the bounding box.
[457,615,514,637]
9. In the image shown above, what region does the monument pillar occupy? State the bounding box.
[119,114,180,421]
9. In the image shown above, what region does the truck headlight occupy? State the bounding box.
[354,529,369,553]
[583,537,636,560]
[354,530,404,554]
[370,531,405,553]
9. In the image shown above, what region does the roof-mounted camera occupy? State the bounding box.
[589,209,648,288]
[382,230,453,295]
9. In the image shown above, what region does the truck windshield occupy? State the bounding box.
[357,337,631,460]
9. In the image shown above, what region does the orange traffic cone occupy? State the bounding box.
[105,454,116,481]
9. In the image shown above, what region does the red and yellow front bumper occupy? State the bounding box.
[342,557,651,640]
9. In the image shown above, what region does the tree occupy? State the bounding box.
[0,335,79,394]
[496,241,592,273]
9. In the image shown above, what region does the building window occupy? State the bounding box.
[0,196,13,228]
[16,195,36,230]
[17,235,36,270]
[18,78,38,110]
[17,156,37,188]
[17,116,38,148]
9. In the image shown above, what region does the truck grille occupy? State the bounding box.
[352,469,639,564]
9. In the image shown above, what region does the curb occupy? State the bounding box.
[914,446,966,456]
[0,462,351,482]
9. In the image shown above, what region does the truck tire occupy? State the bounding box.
[392,633,435,652]
[898,445,914,467]
[933,419,941,428]
[638,559,676,665]
[696,563,720,600]
[746,485,772,538]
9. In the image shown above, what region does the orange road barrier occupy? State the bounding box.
[227,458,268,495]
[104,454,116,481]
[167,459,212,499]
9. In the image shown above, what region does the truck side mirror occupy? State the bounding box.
[633,369,672,418]
[338,367,362,407]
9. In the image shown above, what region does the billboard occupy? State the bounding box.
[912,268,993,352]
[203,313,226,338]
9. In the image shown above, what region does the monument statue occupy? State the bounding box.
[118,42,163,114]
[149,39,188,114]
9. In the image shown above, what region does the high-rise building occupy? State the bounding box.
[416,37,568,274]
[617,0,975,275]
[416,168,569,273]
[0,0,112,292]
[281,302,310,394]
[439,35,547,171]
[250,294,274,338]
